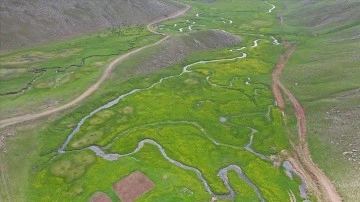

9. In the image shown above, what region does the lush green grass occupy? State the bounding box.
[1,0,311,201]
[27,41,301,201]
[0,26,161,118]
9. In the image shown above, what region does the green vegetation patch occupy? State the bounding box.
[1,0,311,201]
[50,151,95,182]
[0,26,161,118]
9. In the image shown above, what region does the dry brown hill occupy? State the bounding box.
[0,0,183,51]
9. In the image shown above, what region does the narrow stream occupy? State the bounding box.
[0,44,144,96]
[270,36,280,45]
[88,139,265,201]
[219,165,265,202]
[265,1,276,13]
[251,39,260,48]
[58,49,249,154]
[244,128,269,160]
[55,36,293,201]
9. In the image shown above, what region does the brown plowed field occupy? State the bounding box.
[113,171,155,202]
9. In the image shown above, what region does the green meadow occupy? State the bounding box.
[0,26,161,118]
[277,0,360,200]
[0,0,323,201]
[28,41,303,201]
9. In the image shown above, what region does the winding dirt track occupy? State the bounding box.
[0,4,190,129]
[272,45,342,202]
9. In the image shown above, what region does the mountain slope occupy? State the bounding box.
[0,0,183,51]
[280,0,360,200]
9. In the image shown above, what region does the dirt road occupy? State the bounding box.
[272,46,342,202]
[0,4,190,202]
[0,4,190,130]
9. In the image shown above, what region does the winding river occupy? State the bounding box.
[57,49,249,154]
[88,139,264,201]
[53,2,307,200]
[55,39,271,200]
[244,128,269,160]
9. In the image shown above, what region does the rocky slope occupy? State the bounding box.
[0,0,183,51]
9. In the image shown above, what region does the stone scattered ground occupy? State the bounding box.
[325,90,360,166]
[0,129,15,150]
[112,171,155,202]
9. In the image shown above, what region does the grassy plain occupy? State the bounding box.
[28,42,303,201]
[0,0,314,201]
[278,0,360,200]
[0,26,161,119]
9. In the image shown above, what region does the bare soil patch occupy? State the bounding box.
[89,192,112,202]
[113,171,155,202]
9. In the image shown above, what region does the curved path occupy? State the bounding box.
[272,46,342,202]
[0,4,190,129]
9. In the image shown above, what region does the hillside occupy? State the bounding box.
[1,0,359,201]
[0,0,182,51]
[134,30,242,74]
[280,0,360,200]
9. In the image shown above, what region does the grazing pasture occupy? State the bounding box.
[5,0,357,201]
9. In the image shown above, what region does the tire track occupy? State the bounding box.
[272,45,342,202]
